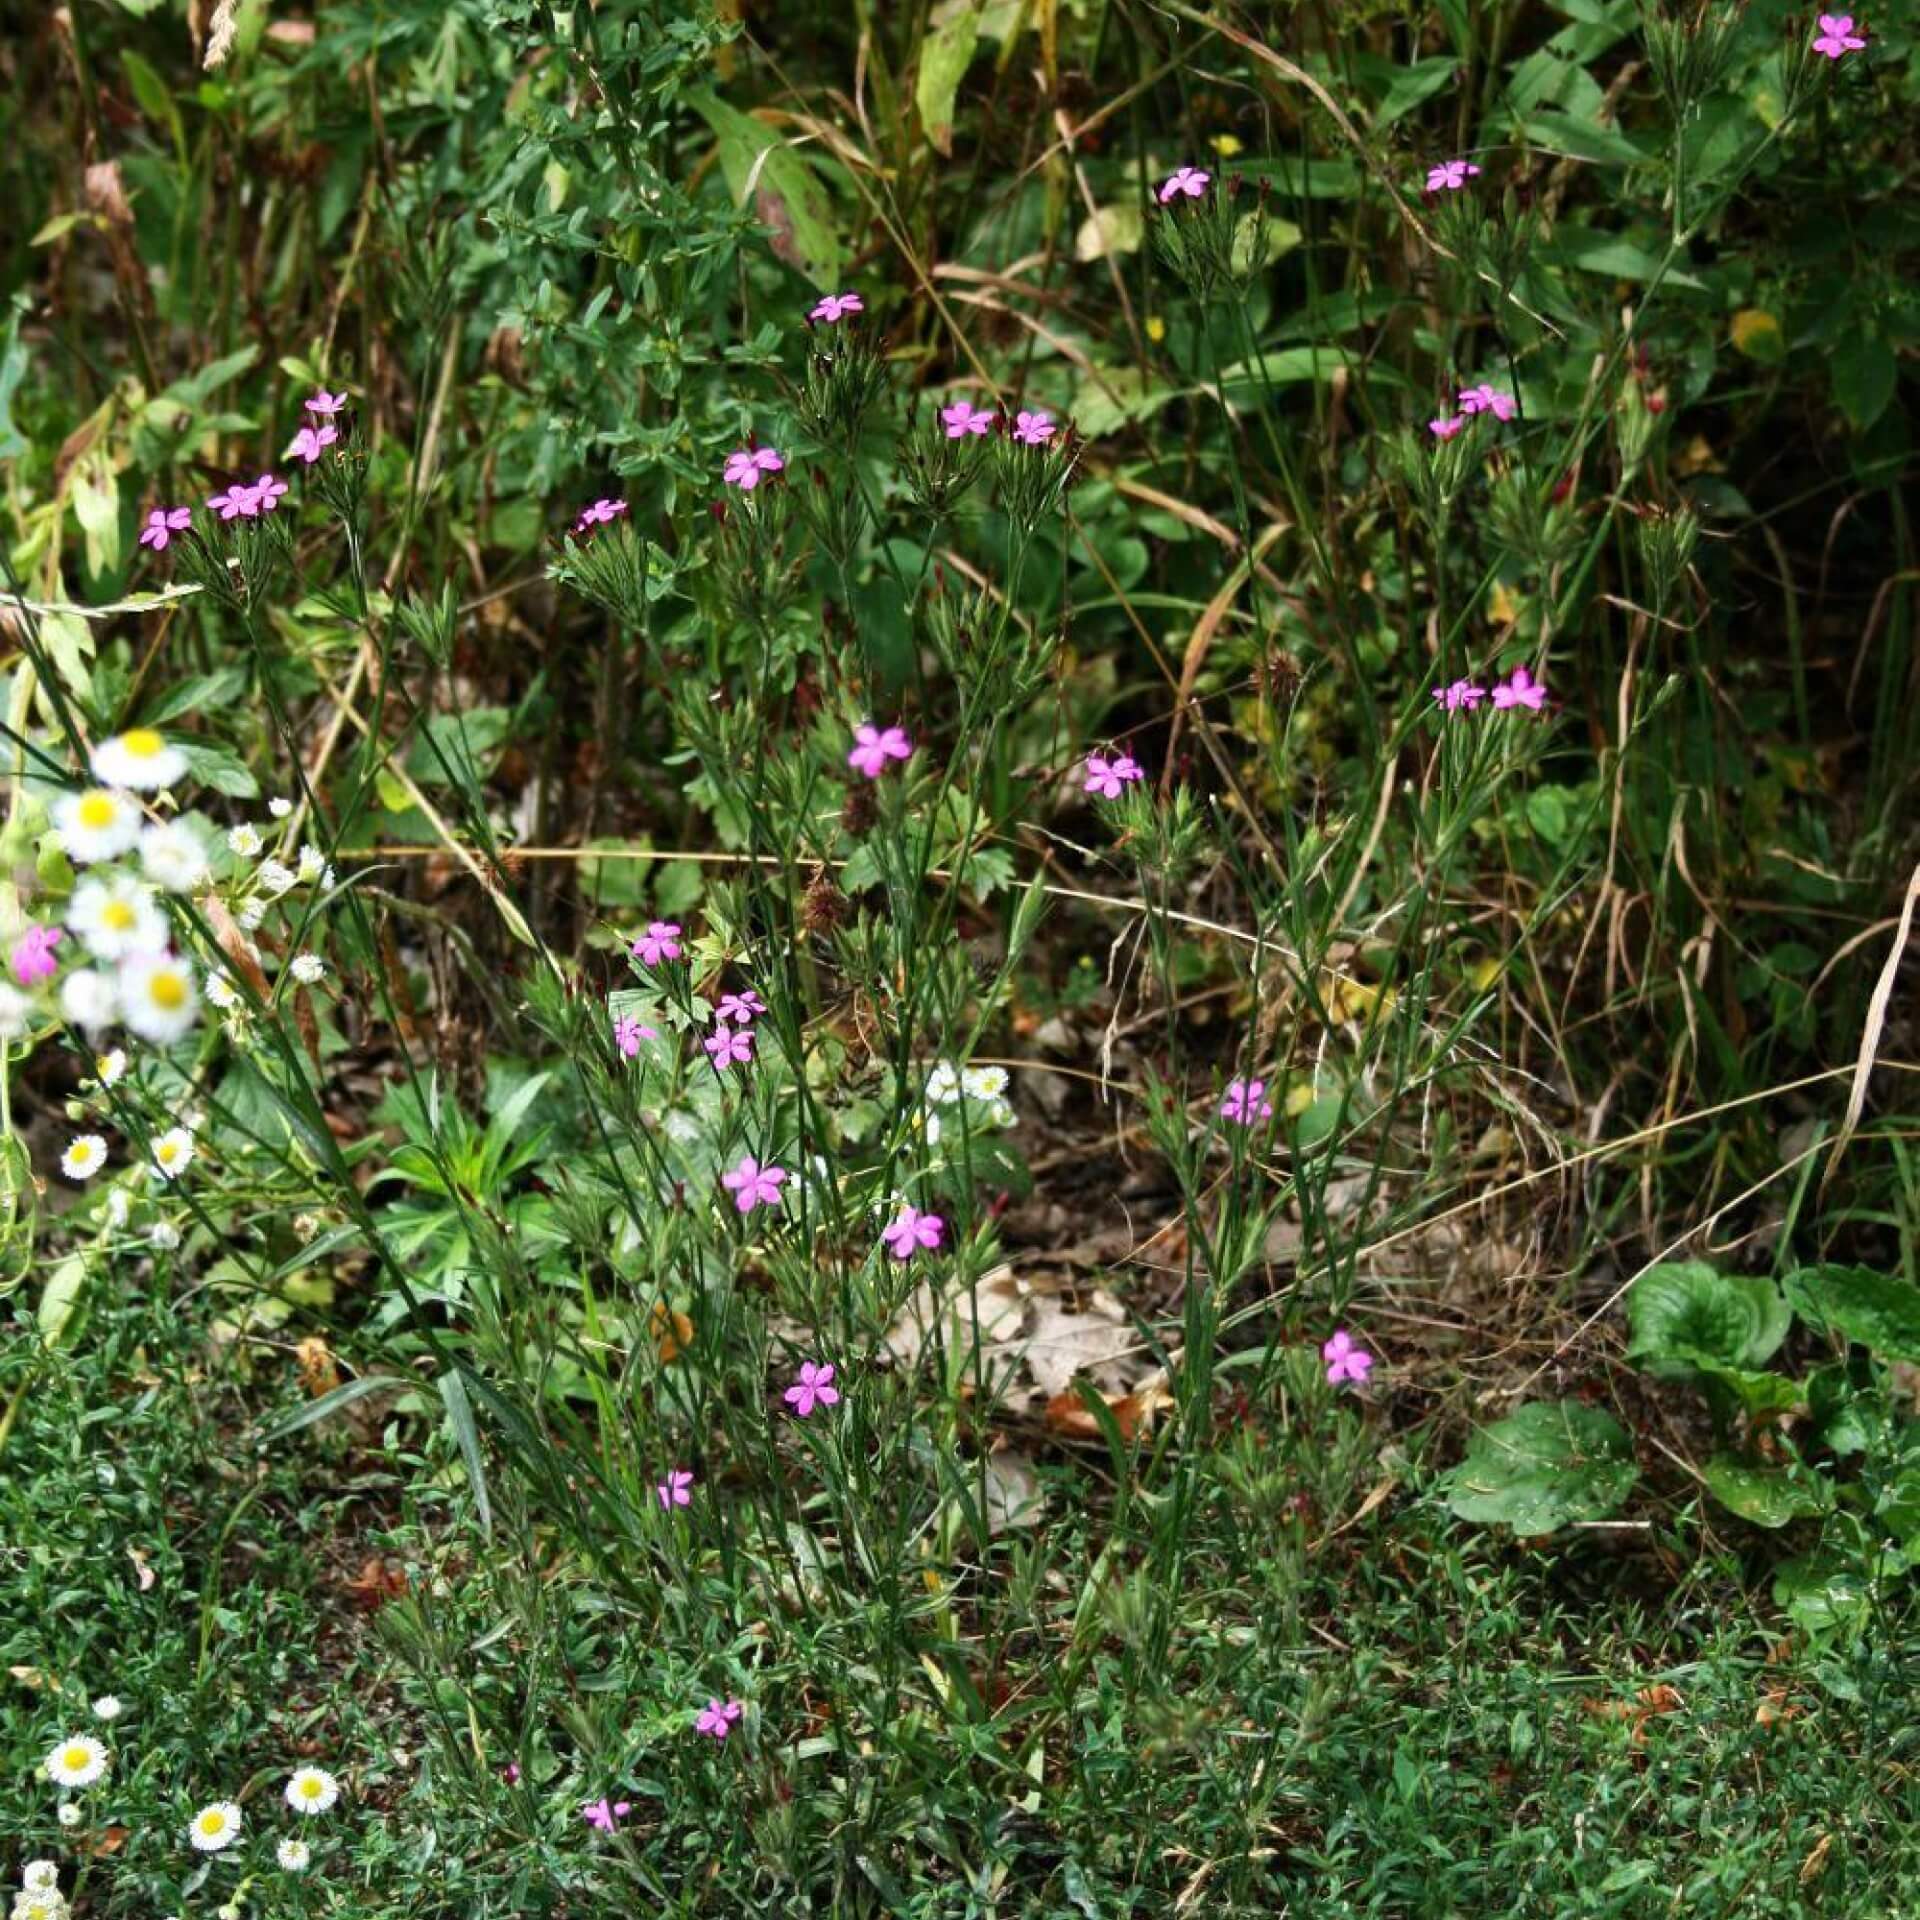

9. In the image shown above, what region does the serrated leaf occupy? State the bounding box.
[1787,1264,1920,1362]
[1443,1401,1639,1534]
[1626,1260,1789,1377]
[1702,1457,1831,1528]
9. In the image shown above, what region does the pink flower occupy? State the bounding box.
[1012,409,1056,446]
[631,921,682,967]
[1491,664,1547,712]
[208,482,261,521]
[1428,415,1465,440]
[1158,165,1211,203]
[705,1023,754,1070]
[253,472,289,511]
[722,1154,786,1213]
[504,1763,521,1783]
[286,423,339,465]
[306,389,350,416]
[574,497,628,532]
[881,1204,945,1260]
[138,506,193,551]
[847,723,913,778]
[695,1698,743,1740]
[1219,1077,1272,1125]
[1432,678,1487,714]
[1425,159,1482,193]
[940,401,994,439]
[716,989,766,1024]
[1812,12,1865,54]
[1322,1328,1374,1387]
[809,292,864,323]
[581,1796,632,1831]
[1082,753,1144,799]
[612,1012,657,1058]
[722,447,785,490]
[10,924,61,986]
[783,1360,840,1417]
[1457,384,1516,423]
[656,1467,694,1509]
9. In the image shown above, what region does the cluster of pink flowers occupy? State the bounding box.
[1425,158,1481,193]
[1432,664,1546,715]
[722,446,785,490]
[1812,12,1865,55]
[581,1796,631,1832]
[1158,166,1210,203]
[286,388,347,464]
[1430,383,1516,438]
[208,471,290,521]
[1082,752,1144,799]
[573,496,629,535]
[937,401,1057,445]
[848,723,913,778]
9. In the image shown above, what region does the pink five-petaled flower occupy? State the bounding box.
[1219,1078,1273,1125]
[704,1023,754,1070]
[306,389,350,416]
[1082,753,1144,800]
[580,1797,632,1832]
[612,1012,658,1058]
[722,446,785,490]
[940,400,995,439]
[722,1154,786,1214]
[253,472,289,511]
[716,988,766,1024]
[695,1699,743,1741]
[1492,664,1547,712]
[783,1360,840,1418]
[574,497,628,532]
[1322,1328,1374,1387]
[881,1204,945,1260]
[138,506,193,551]
[631,920,682,967]
[1013,409,1056,447]
[847,723,913,778]
[1428,415,1466,441]
[1812,12,1865,55]
[1425,159,1482,193]
[1432,678,1487,714]
[1457,383,1516,423]
[10,924,61,986]
[209,482,261,521]
[1158,165,1211,203]
[656,1468,694,1510]
[286,423,339,465]
[809,292,864,323]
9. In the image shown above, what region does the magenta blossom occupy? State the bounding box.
[940,400,994,439]
[286,423,339,465]
[657,1467,694,1510]
[631,921,683,967]
[209,483,261,521]
[10,924,61,986]
[722,1154,786,1214]
[716,988,766,1024]
[504,1762,520,1783]
[848,723,913,779]
[1812,12,1865,54]
[1457,384,1516,423]
[809,292,864,323]
[705,1023,754,1070]
[1082,753,1144,800]
[1428,415,1466,441]
[722,446,785,490]
[783,1360,840,1418]
[1433,678,1487,714]
[1012,409,1056,446]
[1322,1328,1374,1387]
[1158,165,1211,203]
[252,472,289,512]
[1219,1077,1273,1125]
[581,1797,632,1832]
[138,506,193,551]
[881,1204,945,1260]
[1492,664,1547,712]
[612,1012,658,1058]
[306,389,350,416]
[1425,159,1482,193]
[695,1698,743,1740]
[574,497,628,531]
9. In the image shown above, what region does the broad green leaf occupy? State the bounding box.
[1518,111,1654,169]
[180,739,261,799]
[1831,334,1895,433]
[1701,1457,1831,1528]
[1729,308,1785,366]
[1443,1401,1639,1534]
[258,1373,406,1442]
[916,3,981,157]
[1074,202,1144,262]
[1773,1553,1871,1637]
[1373,56,1460,130]
[1626,1260,1790,1377]
[38,1255,87,1347]
[1075,366,1180,440]
[1696,1363,1803,1423]
[1787,1264,1920,1362]
[70,453,122,579]
[688,91,843,289]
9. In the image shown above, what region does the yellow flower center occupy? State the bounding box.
[64,1746,90,1769]
[300,1780,320,1798]
[121,728,165,759]
[158,1143,180,1166]
[77,792,118,829]
[198,1812,224,1835]
[149,973,187,1011]
[102,901,137,931]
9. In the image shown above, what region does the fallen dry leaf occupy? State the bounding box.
[342,1556,408,1610]
[296,1334,342,1397]
[127,1546,156,1592]
[982,1447,1044,1533]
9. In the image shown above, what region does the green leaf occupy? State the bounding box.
[1373,56,1460,130]
[38,1254,88,1347]
[1626,1260,1790,1377]
[1074,366,1180,440]
[1831,333,1895,433]
[122,48,185,156]
[1773,1554,1871,1638]
[1787,1264,1920,1362]
[440,1369,494,1537]
[916,4,982,157]
[1443,1401,1639,1534]
[1696,1363,1803,1423]
[1701,1457,1831,1528]
[258,1373,405,1443]
[688,90,843,289]
[1518,111,1655,169]
[179,739,261,799]
[70,453,122,579]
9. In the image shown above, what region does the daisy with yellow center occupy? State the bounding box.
[188,1800,243,1852]
[284,1765,340,1814]
[69,875,167,962]
[60,1135,108,1181]
[91,728,189,792]
[119,953,200,1045]
[53,788,143,864]
[151,1127,196,1181]
[276,1836,311,1871]
[43,1733,109,1787]
[96,1048,128,1087]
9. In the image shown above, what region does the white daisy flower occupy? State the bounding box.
[216,1907,240,1920]
[90,1694,123,1721]
[96,1048,128,1087]
[295,844,334,887]
[69,875,168,962]
[150,1220,182,1251]
[289,954,325,985]
[284,1766,340,1815]
[15,1888,64,1919]
[151,1127,196,1181]
[961,1064,1009,1101]
[236,899,267,932]
[227,823,263,857]
[119,953,200,1045]
[275,1837,311,1872]
[43,1733,109,1787]
[188,1801,243,1852]
[54,1804,81,1830]
[60,1135,108,1182]
[59,969,118,1035]
[53,788,143,864]
[205,970,240,1011]
[0,985,30,1040]
[925,1061,962,1105]
[257,860,298,896]
[21,1862,59,1891]
[91,728,189,792]
[139,820,211,893]
[269,797,293,818]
